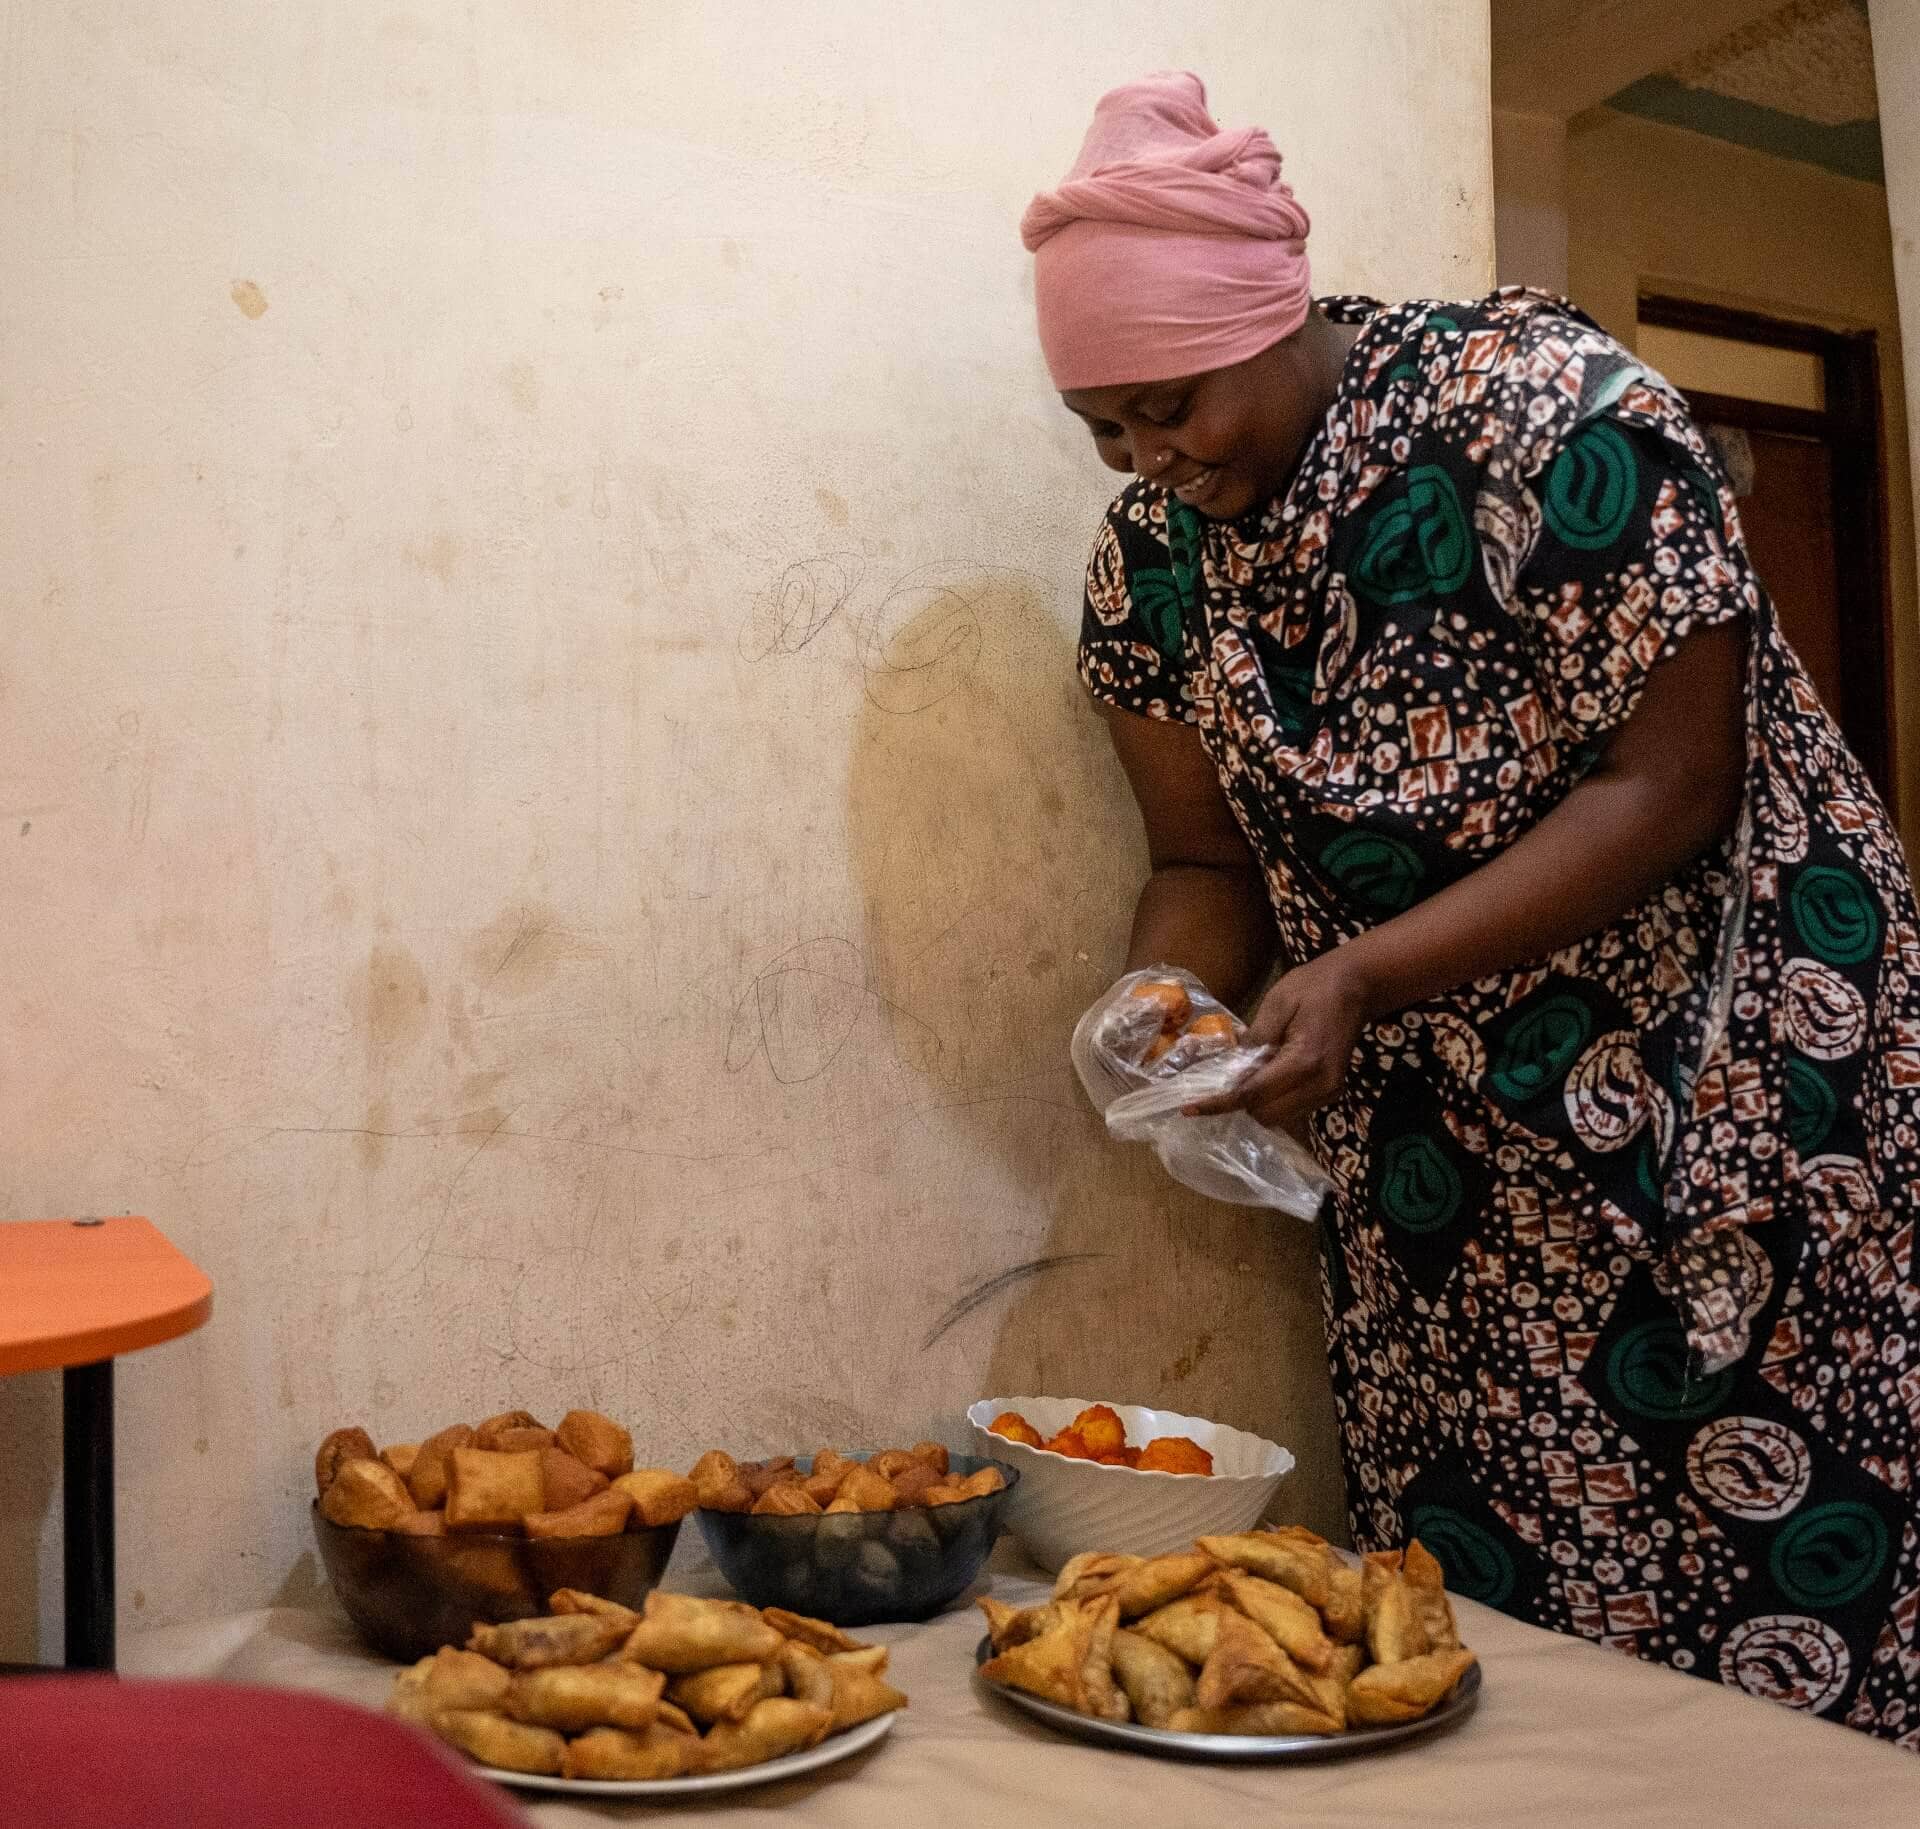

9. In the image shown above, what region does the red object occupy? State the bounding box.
[0,1677,529,1828]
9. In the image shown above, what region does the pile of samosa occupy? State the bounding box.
[978,1527,1475,1736]
[389,1588,906,1780]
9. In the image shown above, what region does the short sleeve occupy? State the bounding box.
[1076,481,1200,724]
[1505,405,1754,750]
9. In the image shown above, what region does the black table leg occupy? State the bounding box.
[62,1358,114,1671]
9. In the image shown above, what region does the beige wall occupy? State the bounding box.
[1564,108,1920,848]
[0,2,1493,1649]
[1872,0,1920,662]
[1492,109,1570,294]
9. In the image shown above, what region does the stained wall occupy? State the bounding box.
[0,1,1493,1645]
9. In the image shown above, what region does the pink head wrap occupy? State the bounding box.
[1020,72,1312,392]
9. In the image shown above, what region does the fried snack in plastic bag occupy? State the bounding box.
[1070,967,1329,1216]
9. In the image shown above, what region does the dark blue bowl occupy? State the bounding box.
[696,1451,1018,1626]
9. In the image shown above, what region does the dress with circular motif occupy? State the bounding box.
[1719,1616,1853,1714]
[1075,289,1920,1745]
[1780,959,1870,1061]
[1687,1417,1814,1521]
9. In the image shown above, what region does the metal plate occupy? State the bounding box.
[474,1709,897,1796]
[974,1637,1481,1762]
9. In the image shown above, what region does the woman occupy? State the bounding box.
[1023,72,1920,1744]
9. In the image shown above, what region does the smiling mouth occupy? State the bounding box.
[1170,466,1222,507]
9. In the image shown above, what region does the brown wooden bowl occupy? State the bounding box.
[311,1502,679,1662]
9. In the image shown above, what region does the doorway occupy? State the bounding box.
[1637,293,1895,811]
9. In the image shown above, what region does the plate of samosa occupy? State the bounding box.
[390,1587,906,1794]
[973,1529,1479,1759]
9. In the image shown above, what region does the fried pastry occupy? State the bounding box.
[314,1427,378,1496]
[666,1660,784,1726]
[1218,1571,1335,1673]
[548,1588,639,1625]
[555,1409,634,1480]
[762,1608,866,1654]
[1195,1606,1322,1711]
[319,1457,414,1530]
[1197,1533,1332,1609]
[432,1709,565,1775]
[612,1467,700,1527]
[698,1698,832,1772]
[504,1662,665,1733]
[561,1723,698,1781]
[977,1598,1099,1714]
[444,1447,545,1531]
[1346,1647,1477,1725]
[467,1611,629,1669]
[1132,1592,1225,1666]
[1109,1628,1196,1728]
[405,1424,474,1510]
[619,1590,785,1673]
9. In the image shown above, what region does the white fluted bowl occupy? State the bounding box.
[966,1396,1295,1574]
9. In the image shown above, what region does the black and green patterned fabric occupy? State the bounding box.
[1078,288,1920,1744]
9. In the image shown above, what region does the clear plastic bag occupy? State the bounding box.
[1070,967,1329,1218]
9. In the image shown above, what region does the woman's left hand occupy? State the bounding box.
[1183,949,1374,1129]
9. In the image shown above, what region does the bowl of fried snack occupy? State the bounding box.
[312,1409,700,1661]
[690,1445,1017,1627]
[387,1587,908,1791]
[974,1528,1478,1756]
[966,1399,1295,1573]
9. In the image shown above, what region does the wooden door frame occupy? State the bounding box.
[1638,292,1895,812]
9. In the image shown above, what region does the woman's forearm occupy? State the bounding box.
[1339,761,1736,1020]
[1338,625,1747,1021]
[1126,863,1277,1007]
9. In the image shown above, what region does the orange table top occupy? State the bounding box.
[0,1217,212,1375]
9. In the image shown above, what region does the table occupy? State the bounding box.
[122,1550,1920,1825]
[0,1217,213,1670]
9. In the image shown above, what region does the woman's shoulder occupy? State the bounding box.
[1348,290,1699,474]
[1335,288,1628,381]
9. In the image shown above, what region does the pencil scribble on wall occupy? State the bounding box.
[724,935,950,1086]
[739,553,1016,712]
[737,553,864,661]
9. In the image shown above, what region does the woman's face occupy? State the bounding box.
[1059,319,1336,520]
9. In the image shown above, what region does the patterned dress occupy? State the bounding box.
[1077,289,1920,1744]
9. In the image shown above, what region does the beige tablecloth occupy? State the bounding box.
[125,1550,1920,1827]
